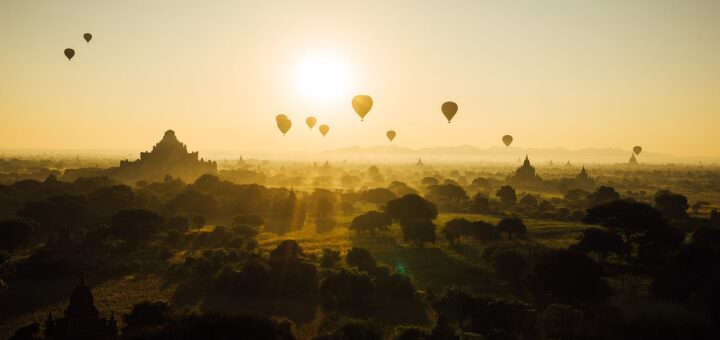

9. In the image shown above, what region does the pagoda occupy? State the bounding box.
[111,130,217,182]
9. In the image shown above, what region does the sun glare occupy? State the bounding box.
[294,52,350,103]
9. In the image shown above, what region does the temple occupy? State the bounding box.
[44,275,117,339]
[111,130,217,182]
[508,155,542,185]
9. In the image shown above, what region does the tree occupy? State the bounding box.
[584,200,666,244]
[350,211,391,234]
[638,224,685,264]
[320,269,375,310]
[471,177,490,188]
[385,194,438,223]
[360,188,397,205]
[470,221,501,242]
[587,186,620,207]
[564,189,589,207]
[470,193,490,213]
[654,190,689,220]
[110,209,164,246]
[401,219,437,247]
[166,190,218,216]
[427,184,468,210]
[443,218,474,245]
[388,181,417,196]
[346,247,377,272]
[320,248,341,268]
[497,218,527,240]
[496,186,517,207]
[519,194,538,208]
[527,250,610,307]
[0,220,33,251]
[123,301,170,334]
[90,185,135,216]
[572,228,628,262]
[421,177,439,187]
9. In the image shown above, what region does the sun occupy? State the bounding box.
[294,52,350,103]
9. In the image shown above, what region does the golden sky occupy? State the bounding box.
[1,0,719,158]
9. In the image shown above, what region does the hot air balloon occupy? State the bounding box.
[64,48,75,61]
[386,130,396,142]
[83,33,92,43]
[441,101,458,123]
[306,116,317,129]
[319,124,330,136]
[502,135,513,147]
[633,146,642,155]
[276,115,291,135]
[352,95,373,121]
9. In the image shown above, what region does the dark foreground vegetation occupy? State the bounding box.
[1,158,720,339]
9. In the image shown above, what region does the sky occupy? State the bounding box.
[1,0,719,158]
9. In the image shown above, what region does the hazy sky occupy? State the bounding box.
[1,0,719,157]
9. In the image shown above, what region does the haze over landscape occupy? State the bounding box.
[2,1,720,340]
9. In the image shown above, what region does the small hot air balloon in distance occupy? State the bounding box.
[275,114,291,136]
[633,146,642,155]
[83,33,92,43]
[319,124,330,136]
[502,135,513,147]
[441,101,458,123]
[64,48,75,61]
[352,95,373,121]
[386,130,396,142]
[306,116,317,129]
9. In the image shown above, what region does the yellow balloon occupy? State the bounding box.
[319,124,330,136]
[276,115,291,135]
[352,95,373,121]
[306,116,317,129]
[441,101,458,123]
[386,130,396,142]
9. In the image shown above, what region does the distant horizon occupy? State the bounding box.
[1,143,717,165]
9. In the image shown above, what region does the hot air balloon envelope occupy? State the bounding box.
[441,101,458,122]
[386,130,396,141]
[84,33,92,43]
[319,124,330,136]
[502,135,513,147]
[64,48,75,60]
[633,146,642,155]
[276,115,292,135]
[306,116,317,129]
[352,95,373,121]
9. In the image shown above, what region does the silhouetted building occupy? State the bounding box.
[508,156,542,184]
[577,166,592,182]
[562,165,596,190]
[113,130,217,182]
[44,275,117,340]
[628,153,638,165]
[417,158,424,166]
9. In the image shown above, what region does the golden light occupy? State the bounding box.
[294,51,350,104]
